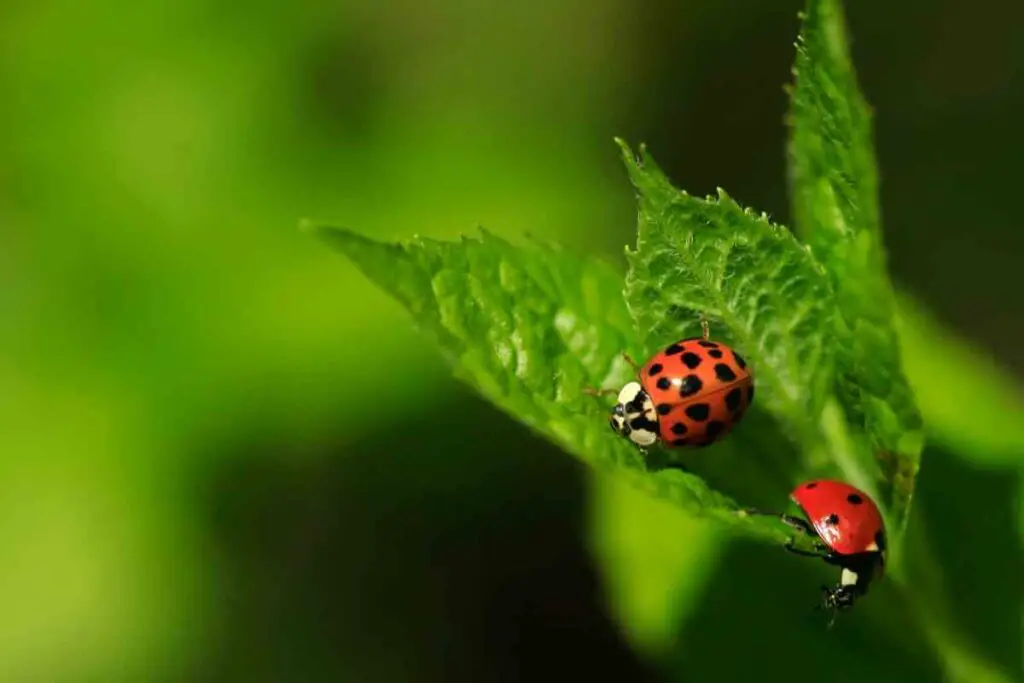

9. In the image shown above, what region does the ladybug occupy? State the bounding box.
[748,479,887,618]
[595,321,754,450]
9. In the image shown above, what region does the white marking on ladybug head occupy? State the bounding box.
[609,382,659,447]
[840,568,859,587]
[617,381,643,406]
[627,424,658,447]
[865,541,879,552]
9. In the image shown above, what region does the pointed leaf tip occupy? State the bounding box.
[614,136,633,160]
[312,224,359,248]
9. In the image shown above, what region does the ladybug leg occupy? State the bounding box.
[700,317,710,341]
[741,510,817,538]
[780,514,817,537]
[783,539,830,559]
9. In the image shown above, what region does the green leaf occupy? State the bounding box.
[619,140,835,434]
[617,140,873,484]
[317,226,786,541]
[895,292,1024,465]
[786,0,924,529]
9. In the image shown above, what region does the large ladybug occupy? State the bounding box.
[594,321,754,450]
[749,479,887,618]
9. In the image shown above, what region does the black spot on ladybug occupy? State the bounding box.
[648,363,663,376]
[681,352,702,369]
[826,514,840,525]
[725,387,742,412]
[625,390,648,413]
[847,493,864,505]
[665,343,684,355]
[747,385,755,403]
[684,403,710,421]
[671,438,688,446]
[630,415,658,433]
[698,341,718,348]
[708,348,724,358]
[671,422,688,435]
[806,482,818,489]
[733,351,747,369]
[714,363,737,382]
[656,404,672,416]
[705,420,725,440]
[874,530,887,551]
[679,375,703,397]
[656,377,671,390]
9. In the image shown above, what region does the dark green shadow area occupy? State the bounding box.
[173,373,1021,683]
[905,444,1023,676]
[186,387,660,683]
[661,528,944,682]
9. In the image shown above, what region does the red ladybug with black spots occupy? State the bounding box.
[594,321,754,450]
[748,479,887,620]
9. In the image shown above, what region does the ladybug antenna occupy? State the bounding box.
[818,585,845,630]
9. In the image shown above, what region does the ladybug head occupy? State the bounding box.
[821,563,871,612]
[820,584,857,612]
[609,382,658,447]
[815,584,857,628]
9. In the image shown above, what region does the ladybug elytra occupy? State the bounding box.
[601,322,754,451]
[748,479,887,620]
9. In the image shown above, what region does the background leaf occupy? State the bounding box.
[586,472,722,662]
[318,226,786,541]
[896,292,1024,465]
[785,0,924,534]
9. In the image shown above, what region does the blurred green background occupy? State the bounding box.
[3,0,1022,681]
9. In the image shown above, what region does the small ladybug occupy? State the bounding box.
[592,320,754,450]
[748,479,887,620]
